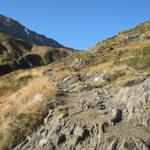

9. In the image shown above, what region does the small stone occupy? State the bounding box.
[44,117,48,124]
[33,93,43,102]
[74,126,84,137]
[39,139,47,146]
[63,76,70,82]
[94,77,100,82]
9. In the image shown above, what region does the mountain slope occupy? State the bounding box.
[91,21,150,52]
[0,22,150,150]
[0,15,64,48]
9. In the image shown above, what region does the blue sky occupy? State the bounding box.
[0,0,150,49]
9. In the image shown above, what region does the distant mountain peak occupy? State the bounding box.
[0,14,64,48]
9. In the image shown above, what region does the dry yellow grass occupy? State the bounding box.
[82,62,113,75]
[51,68,71,81]
[0,25,150,149]
[0,75,56,150]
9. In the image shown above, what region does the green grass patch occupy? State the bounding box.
[3,109,46,149]
[103,70,126,83]
[14,75,33,90]
[127,55,150,70]
[114,46,150,71]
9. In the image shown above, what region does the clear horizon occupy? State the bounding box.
[0,0,150,49]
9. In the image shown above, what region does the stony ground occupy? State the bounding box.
[14,72,150,150]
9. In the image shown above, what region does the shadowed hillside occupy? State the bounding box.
[0,33,74,75]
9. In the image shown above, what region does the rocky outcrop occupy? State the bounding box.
[14,75,150,150]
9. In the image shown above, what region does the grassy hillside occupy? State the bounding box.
[0,21,150,149]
